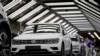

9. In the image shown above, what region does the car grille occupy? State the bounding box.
[13,40,41,44]
[12,39,59,44]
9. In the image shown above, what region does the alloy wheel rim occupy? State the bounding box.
[0,32,9,47]
[0,31,10,56]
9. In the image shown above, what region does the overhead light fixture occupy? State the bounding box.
[39,14,55,23]
[61,14,84,17]
[57,11,82,14]
[88,32,95,38]
[56,20,63,24]
[94,32,100,40]
[8,0,37,19]
[64,24,69,28]
[80,35,84,38]
[45,2,75,6]
[48,17,59,23]
[65,17,86,20]
[26,10,49,25]
[18,5,44,22]
[52,7,78,10]
[77,28,94,30]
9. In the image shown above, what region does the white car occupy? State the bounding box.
[11,23,72,56]
[67,33,83,56]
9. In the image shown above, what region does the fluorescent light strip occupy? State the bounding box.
[56,20,63,24]
[52,7,78,10]
[75,0,100,16]
[65,17,86,20]
[39,14,55,23]
[64,24,69,28]
[68,29,77,34]
[83,10,100,22]
[26,10,49,25]
[72,22,90,24]
[45,2,75,6]
[89,0,99,6]
[80,35,84,38]
[69,20,88,22]
[48,17,59,23]
[82,0,99,10]
[70,30,78,34]
[94,32,100,39]
[67,28,75,33]
[66,26,72,30]
[88,32,95,38]
[80,8,100,21]
[61,14,84,17]
[8,0,37,19]
[57,11,82,14]
[75,26,93,28]
[78,28,94,30]
[62,22,66,26]
[17,5,44,22]
[4,0,22,11]
[74,24,92,26]
[78,5,100,19]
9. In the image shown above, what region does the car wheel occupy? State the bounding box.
[61,43,66,56]
[0,29,10,56]
[67,45,72,56]
[79,48,82,56]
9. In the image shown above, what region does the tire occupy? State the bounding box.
[60,43,66,56]
[0,29,10,56]
[79,48,82,56]
[67,45,72,56]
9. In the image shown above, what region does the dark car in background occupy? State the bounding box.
[0,0,11,56]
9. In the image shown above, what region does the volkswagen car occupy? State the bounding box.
[11,23,72,56]
[68,33,85,56]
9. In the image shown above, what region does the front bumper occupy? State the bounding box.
[11,43,61,55]
[11,49,61,56]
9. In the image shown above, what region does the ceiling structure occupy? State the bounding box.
[2,0,100,41]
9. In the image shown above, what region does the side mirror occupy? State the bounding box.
[0,0,5,2]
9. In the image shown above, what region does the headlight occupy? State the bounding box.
[12,40,20,44]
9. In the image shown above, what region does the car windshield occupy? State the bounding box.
[22,24,60,34]
[71,38,78,41]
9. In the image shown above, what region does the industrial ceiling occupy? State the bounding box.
[2,0,100,42]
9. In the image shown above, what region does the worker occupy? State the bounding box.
[84,38,93,56]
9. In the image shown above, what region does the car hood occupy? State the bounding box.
[13,33,62,40]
